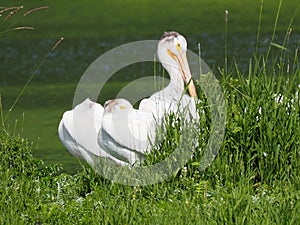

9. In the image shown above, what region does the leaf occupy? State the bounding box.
[270,42,288,51]
[191,161,200,166]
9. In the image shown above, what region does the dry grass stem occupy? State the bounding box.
[4,6,23,20]
[0,6,21,14]
[51,37,64,51]
[12,26,34,31]
[23,6,49,17]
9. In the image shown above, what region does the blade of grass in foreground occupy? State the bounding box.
[2,37,64,128]
[255,0,264,53]
[265,0,283,60]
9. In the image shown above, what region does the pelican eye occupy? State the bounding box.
[119,105,126,110]
[176,42,181,52]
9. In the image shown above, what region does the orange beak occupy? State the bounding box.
[167,48,198,99]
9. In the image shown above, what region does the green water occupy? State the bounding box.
[1,0,300,172]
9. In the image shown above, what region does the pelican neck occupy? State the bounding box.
[163,62,185,93]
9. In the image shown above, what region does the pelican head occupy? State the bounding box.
[157,31,197,99]
[103,98,133,113]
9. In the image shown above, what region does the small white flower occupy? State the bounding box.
[258,107,262,114]
[76,197,84,204]
[274,93,283,104]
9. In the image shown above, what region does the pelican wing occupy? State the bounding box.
[99,129,145,165]
[58,98,128,166]
[100,108,156,157]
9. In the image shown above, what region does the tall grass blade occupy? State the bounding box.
[224,10,229,75]
[270,42,288,51]
[266,0,283,60]
[3,37,64,124]
[256,0,264,53]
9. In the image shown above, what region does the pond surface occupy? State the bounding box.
[2,33,299,84]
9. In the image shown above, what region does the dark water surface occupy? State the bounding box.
[2,33,299,84]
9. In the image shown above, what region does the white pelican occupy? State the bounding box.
[58,31,198,167]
